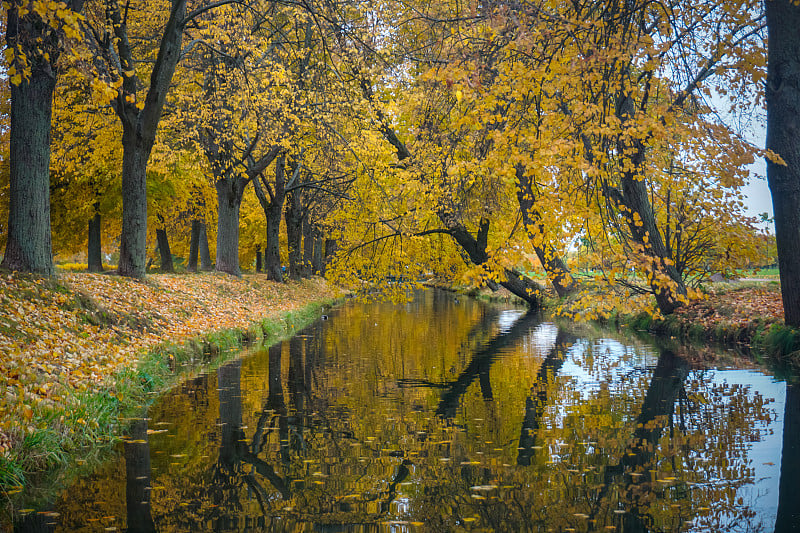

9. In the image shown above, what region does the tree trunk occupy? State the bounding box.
[198,221,212,271]
[252,155,285,282]
[88,210,103,272]
[156,227,174,273]
[609,95,686,315]
[619,166,687,315]
[766,0,800,327]
[515,165,576,297]
[322,239,339,274]
[188,219,201,272]
[285,191,303,280]
[312,236,323,275]
[1,55,55,276]
[118,133,150,278]
[215,177,245,276]
[255,247,262,273]
[302,217,314,277]
[265,202,283,281]
[438,212,544,309]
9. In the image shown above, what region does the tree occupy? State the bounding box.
[252,153,290,281]
[765,0,800,327]
[2,1,84,275]
[321,2,547,307]
[82,0,244,278]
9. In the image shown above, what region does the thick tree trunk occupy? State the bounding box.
[515,165,576,297]
[215,177,244,276]
[88,210,103,272]
[766,0,800,327]
[118,134,150,278]
[156,227,174,273]
[188,219,201,272]
[1,61,55,276]
[285,191,303,280]
[265,203,283,281]
[312,236,323,275]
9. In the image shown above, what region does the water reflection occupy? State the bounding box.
[124,417,156,533]
[776,383,799,532]
[16,290,794,531]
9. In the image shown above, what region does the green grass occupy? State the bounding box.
[737,267,780,278]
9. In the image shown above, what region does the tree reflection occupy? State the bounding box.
[593,349,690,531]
[435,311,540,418]
[517,329,576,466]
[125,416,156,533]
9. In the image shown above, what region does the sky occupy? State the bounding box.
[744,157,774,224]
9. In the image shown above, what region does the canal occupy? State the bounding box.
[15,289,800,531]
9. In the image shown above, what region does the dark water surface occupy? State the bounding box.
[17,290,800,531]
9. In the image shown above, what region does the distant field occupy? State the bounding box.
[739,267,779,278]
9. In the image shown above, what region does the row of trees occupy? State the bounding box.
[1,0,799,326]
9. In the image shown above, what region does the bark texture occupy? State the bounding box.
[2,12,56,275]
[215,177,246,276]
[198,221,212,271]
[2,1,84,275]
[766,0,800,327]
[188,219,201,272]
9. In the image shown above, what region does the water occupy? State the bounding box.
[14,290,800,531]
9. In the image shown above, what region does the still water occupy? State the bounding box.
[19,290,800,531]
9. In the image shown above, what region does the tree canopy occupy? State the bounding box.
[0,0,787,320]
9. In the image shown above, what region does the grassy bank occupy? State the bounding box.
[0,272,342,504]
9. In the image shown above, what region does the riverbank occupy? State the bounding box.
[458,278,799,369]
[558,280,800,371]
[0,271,342,496]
